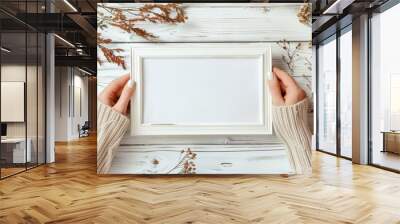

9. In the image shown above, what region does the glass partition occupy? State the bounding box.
[1,31,28,177]
[27,31,38,169]
[0,1,46,179]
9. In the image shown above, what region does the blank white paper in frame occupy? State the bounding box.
[131,43,272,136]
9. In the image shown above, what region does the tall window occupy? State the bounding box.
[339,28,352,158]
[370,3,400,171]
[317,27,353,158]
[390,74,400,130]
[317,36,337,154]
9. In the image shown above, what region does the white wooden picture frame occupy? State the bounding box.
[131,43,272,136]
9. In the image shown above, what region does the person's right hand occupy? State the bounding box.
[268,67,306,106]
[98,74,136,115]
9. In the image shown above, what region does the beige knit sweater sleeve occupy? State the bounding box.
[97,102,130,174]
[272,98,312,174]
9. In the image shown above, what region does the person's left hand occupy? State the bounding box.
[98,74,136,115]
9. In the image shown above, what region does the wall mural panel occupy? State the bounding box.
[97,3,312,174]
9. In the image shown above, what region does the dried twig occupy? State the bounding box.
[277,40,302,74]
[97,3,187,68]
[97,33,126,69]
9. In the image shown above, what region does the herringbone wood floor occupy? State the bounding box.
[1,135,400,224]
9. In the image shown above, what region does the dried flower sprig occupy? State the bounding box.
[297,3,311,26]
[97,3,187,68]
[277,40,302,74]
[97,33,126,69]
[276,40,312,94]
[167,148,197,174]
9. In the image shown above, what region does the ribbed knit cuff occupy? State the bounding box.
[272,98,312,174]
[97,102,130,174]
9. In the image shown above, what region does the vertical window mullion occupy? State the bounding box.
[36,0,39,167]
[25,0,28,171]
[316,44,320,151]
[367,11,373,165]
[337,28,341,157]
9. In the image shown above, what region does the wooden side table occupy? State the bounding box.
[381,131,400,154]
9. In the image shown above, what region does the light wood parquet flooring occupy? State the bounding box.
[0,135,400,224]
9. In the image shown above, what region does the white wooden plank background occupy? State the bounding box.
[99,3,311,42]
[110,145,291,174]
[97,3,312,174]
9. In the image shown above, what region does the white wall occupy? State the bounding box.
[54,67,89,141]
[55,67,69,141]
[71,72,89,138]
